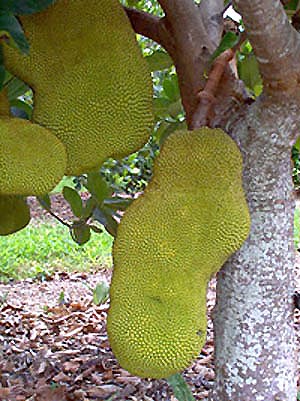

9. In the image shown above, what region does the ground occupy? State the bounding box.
[0,195,299,401]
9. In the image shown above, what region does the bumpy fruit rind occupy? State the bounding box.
[0,195,31,235]
[107,127,250,379]
[3,0,153,175]
[0,117,67,196]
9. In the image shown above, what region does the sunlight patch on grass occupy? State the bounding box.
[0,221,113,282]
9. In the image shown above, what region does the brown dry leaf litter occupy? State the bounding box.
[0,270,215,401]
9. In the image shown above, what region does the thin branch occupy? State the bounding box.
[157,0,222,126]
[233,0,300,94]
[190,49,235,129]
[124,6,175,54]
[37,197,71,228]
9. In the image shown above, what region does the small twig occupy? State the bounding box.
[190,48,235,129]
[37,197,71,228]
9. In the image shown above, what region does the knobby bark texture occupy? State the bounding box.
[212,98,300,401]
[210,1,300,399]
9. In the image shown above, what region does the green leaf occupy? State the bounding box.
[70,224,91,245]
[294,137,300,151]
[167,99,183,119]
[163,75,180,102]
[37,194,51,210]
[237,53,263,96]
[104,214,118,238]
[146,50,173,71]
[153,97,172,118]
[86,172,110,205]
[166,373,196,401]
[82,197,96,219]
[92,282,109,305]
[7,76,30,100]
[62,186,83,218]
[93,207,118,237]
[0,0,56,15]
[0,13,29,54]
[211,31,240,61]
[284,0,300,11]
[239,40,252,55]
[10,98,32,118]
[58,291,65,305]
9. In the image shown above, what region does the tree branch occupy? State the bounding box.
[198,0,224,48]
[124,1,249,129]
[157,0,222,126]
[233,0,300,94]
[190,49,235,129]
[124,6,175,55]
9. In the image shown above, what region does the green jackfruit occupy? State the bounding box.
[3,0,153,176]
[107,127,250,379]
[0,195,30,235]
[0,117,67,196]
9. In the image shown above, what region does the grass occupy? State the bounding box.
[0,220,113,282]
[295,208,300,249]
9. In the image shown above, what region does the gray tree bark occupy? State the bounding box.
[212,0,300,399]
[212,97,300,401]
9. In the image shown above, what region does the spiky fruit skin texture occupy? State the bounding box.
[0,195,30,235]
[3,0,153,176]
[107,127,251,379]
[0,118,67,196]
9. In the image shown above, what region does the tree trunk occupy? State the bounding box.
[212,98,298,400]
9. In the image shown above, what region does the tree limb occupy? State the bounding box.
[124,1,249,129]
[190,49,235,129]
[198,0,224,48]
[233,0,300,94]
[124,6,175,55]
[157,0,223,126]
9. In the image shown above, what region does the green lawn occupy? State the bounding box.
[295,207,300,249]
[0,221,113,282]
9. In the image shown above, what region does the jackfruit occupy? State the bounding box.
[0,117,67,195]
[3,0,153,176]
[107,127,250,379]
[0,195,30,235]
